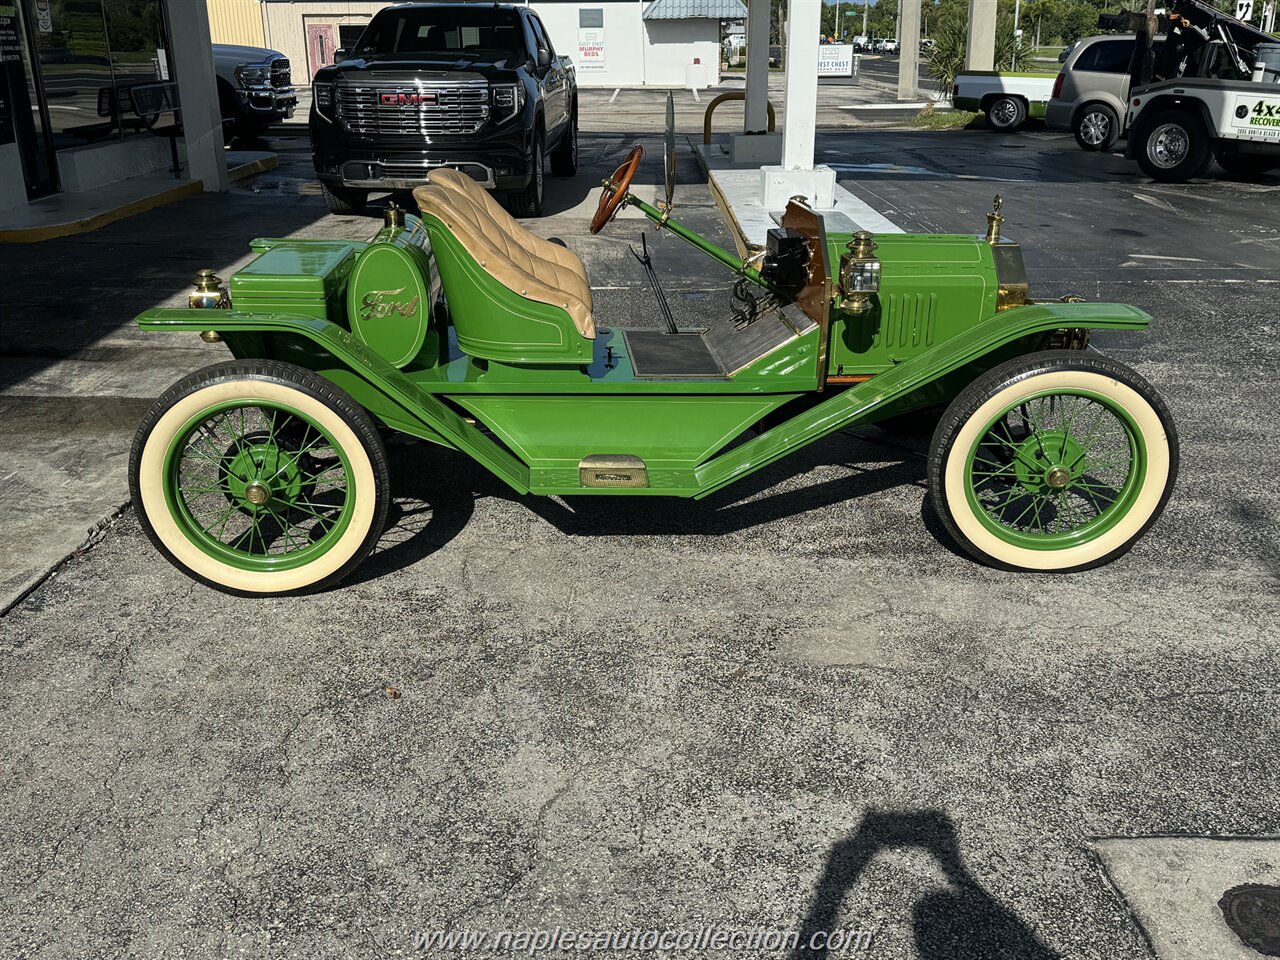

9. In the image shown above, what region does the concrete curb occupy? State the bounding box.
[228,153,280,183]
[0,180,203,244]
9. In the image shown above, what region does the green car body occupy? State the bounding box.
[131,186,1176,592]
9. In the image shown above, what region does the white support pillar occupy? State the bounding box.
[897,0,921,101]
[744,0,770,133]
[166,0,228,192]
[729,0,783,164]
[780,0,820,171]
[965,0,997,71]
[760,0,834,210]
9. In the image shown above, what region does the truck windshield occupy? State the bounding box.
[355,8,527,63]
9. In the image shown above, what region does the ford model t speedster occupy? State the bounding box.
[129,143,1178,595]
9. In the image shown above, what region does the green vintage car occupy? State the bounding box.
[129,143,1178,595]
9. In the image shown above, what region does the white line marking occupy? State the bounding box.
[1129,254,1206,262]
[609,88,620,103]
[691,88,701,102]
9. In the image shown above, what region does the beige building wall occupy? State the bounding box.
[262,1,385,82]
[207,0,267,48]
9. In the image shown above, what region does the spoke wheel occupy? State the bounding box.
[131,360,390,595]
[928,351,1178,572]
[170,403,356,571]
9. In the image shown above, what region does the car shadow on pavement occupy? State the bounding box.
[791,809,1060,960]
[357,428,930,566]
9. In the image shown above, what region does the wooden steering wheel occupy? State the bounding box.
[590,145,644,234]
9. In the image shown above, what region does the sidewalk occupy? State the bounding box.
[0,151,278,243]
[0,175,357,612]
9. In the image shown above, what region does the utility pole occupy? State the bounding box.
[862,0,868,39]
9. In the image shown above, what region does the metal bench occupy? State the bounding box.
[127,81,184,178]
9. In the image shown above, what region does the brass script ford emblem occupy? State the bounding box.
[361,288,421,322]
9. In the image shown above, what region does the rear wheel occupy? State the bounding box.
[985,96,1027,131]
[129,360,391,595]
[1073,103,1119,151]
[320,181,368,216]
[1217,154,1278,179]
[1134,109,1213,182]
[927,351,1178,572]
[550,105,578,176]
[507,131,545,218]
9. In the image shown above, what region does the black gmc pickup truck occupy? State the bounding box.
[309,2,577,217]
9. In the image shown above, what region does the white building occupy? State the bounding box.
[1,0,226,221]
[246,0,743,89]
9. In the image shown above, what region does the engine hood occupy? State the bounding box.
[317,56,524,84]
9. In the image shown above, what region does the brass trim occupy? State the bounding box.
[985,195,1005,245]
[579,454,649,488]
[826,374,875,384]
[199,330,223,344]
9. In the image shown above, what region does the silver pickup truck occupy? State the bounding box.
[213,43,298,141]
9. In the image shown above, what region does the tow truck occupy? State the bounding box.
[1117,0,1280,181]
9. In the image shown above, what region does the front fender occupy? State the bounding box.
[136,308,532,494]
[693,300,1151,498]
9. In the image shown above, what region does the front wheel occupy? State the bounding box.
[927,351,1178,573]
[986,96,1027,132]
[129,360,391,595]
[320,181,368,216]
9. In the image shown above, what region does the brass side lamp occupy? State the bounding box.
[838,231,882,314]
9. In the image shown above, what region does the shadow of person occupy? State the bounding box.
[791,809,1060,960]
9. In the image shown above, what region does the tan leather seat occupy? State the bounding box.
[412,175,594,339]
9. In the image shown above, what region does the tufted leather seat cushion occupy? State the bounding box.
[412,177,594,339]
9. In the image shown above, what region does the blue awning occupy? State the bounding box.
[642,0,747,20]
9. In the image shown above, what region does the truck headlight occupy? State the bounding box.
[491,83,524,121]
[314,82,333,109]
[235,63,270,86]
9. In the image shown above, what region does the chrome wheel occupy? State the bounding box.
[991,99,1019,128]
[1080,111,1110,146]
[1147,122,1190,169]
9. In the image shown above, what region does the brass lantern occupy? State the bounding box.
[838,231,882,314]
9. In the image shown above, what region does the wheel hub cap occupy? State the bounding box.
[244,481,272,506]
[1013,430,1085,495]
[1150,123,1189,168]
[224,441,305,510]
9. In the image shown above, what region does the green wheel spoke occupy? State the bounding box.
[964,386,1149,549]
[164,399,358,573]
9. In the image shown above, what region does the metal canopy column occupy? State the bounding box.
[966,0,997,70]
[165,0,228,192]
[780,0,819,170]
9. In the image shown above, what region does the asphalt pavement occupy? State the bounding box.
[1,110,1278,960]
